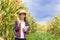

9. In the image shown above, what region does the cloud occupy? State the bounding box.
[37,16,53,25]
[54,4,60,11]
[22,0,60,25]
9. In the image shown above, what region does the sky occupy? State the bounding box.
[21,0,60,25]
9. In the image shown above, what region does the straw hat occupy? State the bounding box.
[19,10,27,15]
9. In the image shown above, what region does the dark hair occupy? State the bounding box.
[24,17,29,26]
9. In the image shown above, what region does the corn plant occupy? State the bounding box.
[0,0,38,40]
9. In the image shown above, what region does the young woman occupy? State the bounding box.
[14,10,30,40]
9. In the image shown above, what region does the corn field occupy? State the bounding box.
[0,0,37,40]
[0,0,60,40]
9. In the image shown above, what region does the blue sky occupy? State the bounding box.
[22,0,60,25]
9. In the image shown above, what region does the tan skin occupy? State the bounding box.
[19,14,26,32]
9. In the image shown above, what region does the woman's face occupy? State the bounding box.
[20,14,25,20]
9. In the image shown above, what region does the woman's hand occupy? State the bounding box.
[22,28,26,32]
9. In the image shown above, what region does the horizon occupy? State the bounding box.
[22,0,60,25]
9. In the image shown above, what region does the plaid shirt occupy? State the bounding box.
[14,21,30,38]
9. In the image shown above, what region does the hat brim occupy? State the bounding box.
[19,13,26,15]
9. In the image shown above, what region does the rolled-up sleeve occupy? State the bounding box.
[14,21,19,32]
